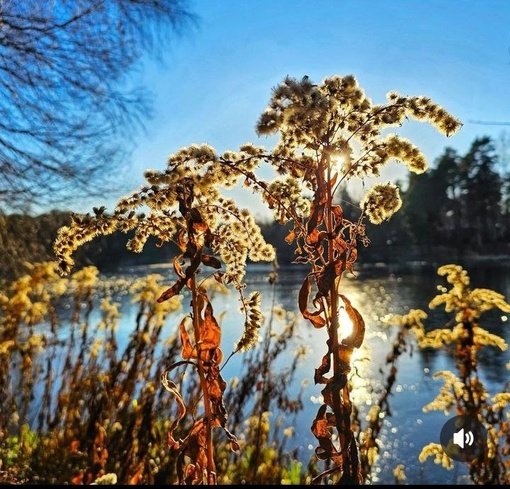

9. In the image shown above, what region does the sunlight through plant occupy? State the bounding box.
[248,75,461,484]
[54,73,461,484]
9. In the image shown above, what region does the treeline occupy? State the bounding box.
[1,135,509,281]
[262,135,510,267]
[367,135,510,263]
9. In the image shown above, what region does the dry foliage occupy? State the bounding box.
[53,74,460,484]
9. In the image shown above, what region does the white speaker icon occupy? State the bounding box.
[453,428,475,449]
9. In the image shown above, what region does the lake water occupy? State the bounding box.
[106,261,510,485]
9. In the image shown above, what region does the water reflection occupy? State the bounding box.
[249,264,508,484]
[110,262,510,484]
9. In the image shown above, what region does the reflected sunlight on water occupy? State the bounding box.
[103,262,510,485]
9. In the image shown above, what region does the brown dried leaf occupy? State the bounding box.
[321,373,348,408]
[339,294,365,348]
[197,293,221,350]
[311,404,336,461]
[204,227,214,248]
[207,363,228,425]
[173,254,185,278]
[307,201,324,234]
[337,344,354,369]
[306,227,321,246]
[177,228,187,251]
[201,254,222,269]
[179,317,196,359]
[334,257,346,276]
[285,229,296,244]
[158,246,203,303]
[317,262,337,297]
[346,248,358,274]
[181,419,208,485]
[161,365,189,450]
[332,205,343,230]
[334,237,348,254]
[157,277,186,303]
[298,276,326,328]
[189,208,208,233]
[293,255,310,264]
[314,351,332,384]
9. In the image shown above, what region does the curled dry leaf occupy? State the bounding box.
[317,262,337,297]
[299,275,326,328]
[310,404,344,484]
[158,246,203,303]
[161,362,193,450]
[196,292,221,351]
[201,254,222,269]
[339,294,365,348]
[314,350,332,384]
[179,316,196,359]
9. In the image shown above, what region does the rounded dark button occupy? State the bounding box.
[440,415,487,462]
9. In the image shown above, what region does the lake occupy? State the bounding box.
[99,261,510,485]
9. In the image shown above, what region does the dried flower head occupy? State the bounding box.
[360,183,402,224]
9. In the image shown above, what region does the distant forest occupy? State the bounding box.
[1,135,509,281]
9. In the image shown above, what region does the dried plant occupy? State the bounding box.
[0,260,309,484]
[248,75,460,484]
[0,263,185,484]
[53,150,276,483]
[53,73,460,484]
[391,264,510,484]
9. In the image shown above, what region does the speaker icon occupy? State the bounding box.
[441,415,486,462]
[453,428,475,449]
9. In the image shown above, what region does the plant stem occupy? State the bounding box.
[325,154,361,484]
[190,274,216,483]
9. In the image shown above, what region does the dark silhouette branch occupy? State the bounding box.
[0,0,195,212]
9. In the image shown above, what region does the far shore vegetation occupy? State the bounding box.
[2,133,509,283]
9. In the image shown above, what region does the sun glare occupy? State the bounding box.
[331,154,345,173]
[338,302,354,340]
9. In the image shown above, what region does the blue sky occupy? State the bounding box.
[110,0,510,220]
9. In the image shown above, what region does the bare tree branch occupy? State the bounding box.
[0,0,195,212]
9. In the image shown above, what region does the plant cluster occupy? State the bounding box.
[391,264,510,484]
[0,262,306,484]
[53,74,460,484]
[0,262,182,484]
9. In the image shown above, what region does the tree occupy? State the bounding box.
[461,137,502,247]
[495,131,510,239]
[401,171,434,247]
[430,147,462,243]
[0,0,193,212]
[401,147,461,250]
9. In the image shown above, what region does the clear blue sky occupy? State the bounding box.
[106,0,510,220]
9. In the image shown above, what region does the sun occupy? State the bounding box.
[338,300,354,340]
[331,154,345,173]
